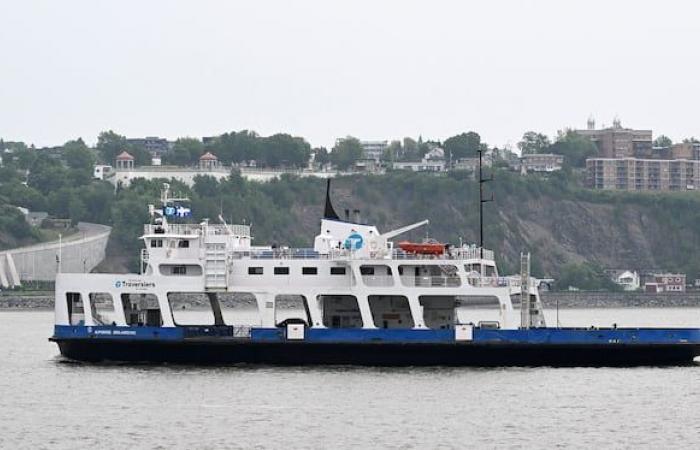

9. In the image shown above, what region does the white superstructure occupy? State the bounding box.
[55,183,545,332]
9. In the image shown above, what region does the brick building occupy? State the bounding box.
[586,158,700,191]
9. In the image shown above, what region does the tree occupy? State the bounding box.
[518,132,551,155]
[556,262,620,291]
[312,147,330,167]
[63,138,96,185]
[383,140,402,162]
[331,136,363,170]
[549,130,597,168]
[444,131,483,160]
[260,134,311,168]
[653,135,673,148]
[683,137,699,144]
[167,138,203,166]
[96,130,129,164]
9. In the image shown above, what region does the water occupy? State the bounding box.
[2,309,700,449]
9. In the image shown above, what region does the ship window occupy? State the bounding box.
[320,295,362,328]
[218,292,259,329]
[66,292,84,325]
[360,266,375,275]
[274,267,290,275]
[302,267,318,275]
[274,295,311,327]
[178,240,190,248]
[150,239,163,248]
[369,295,413,329]
[168,292,216,325]
[173,265,187,275]
[248,267,264,275]
[88,293,117,325]
[121,294,162,327]
[330,267,346,275]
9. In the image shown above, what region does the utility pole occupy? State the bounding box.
[478,149,493,260]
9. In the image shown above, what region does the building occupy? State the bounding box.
[354,158,382,173]
[360,140,388,161]
[611,270,640,291]
[586,158,700,191]
[93,165,113,180]
[671,142,700,160]
[521,153,564,173]
[644,273,686,293]
[392,159,445,172]
[126,137,172,159]
[575,118,652,159]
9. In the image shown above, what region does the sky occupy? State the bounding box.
[1,0,699,150]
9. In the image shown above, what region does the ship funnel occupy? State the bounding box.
[323,179,340,220]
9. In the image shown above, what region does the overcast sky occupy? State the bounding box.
[1,0,698,149]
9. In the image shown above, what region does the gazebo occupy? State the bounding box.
[115,151,135,170]
[199,152,219,170]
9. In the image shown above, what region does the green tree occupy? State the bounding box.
[260,134,311,168]
[555,262,620,291]
[518,131,551,155]
[383,140,402,162]
[653,135,673,147]
[96,130,129,164]
[312,147,330,167]
[549,130,598,168]
[444,131,483,160]
[63,138,96,185]
[27,154,70,194]
[167,137,204,166]
[331,136,363,170]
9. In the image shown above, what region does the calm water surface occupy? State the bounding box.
[1,309,700,449]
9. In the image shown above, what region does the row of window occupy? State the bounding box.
[248,266,347,276]
[150,239,190,248]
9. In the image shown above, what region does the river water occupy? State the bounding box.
[1,309,700,449]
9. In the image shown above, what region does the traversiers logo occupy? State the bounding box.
[344,232,364,250]
[114,280,155,289]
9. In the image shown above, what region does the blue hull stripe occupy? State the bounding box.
[54,325,700,345]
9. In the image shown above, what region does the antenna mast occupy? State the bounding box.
[478,149,493,259]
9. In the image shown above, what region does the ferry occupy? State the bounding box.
[50,181,700,366]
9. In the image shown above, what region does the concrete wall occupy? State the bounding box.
[110,167,344,187]
[0,222,111,284]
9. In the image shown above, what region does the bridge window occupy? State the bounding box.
[274,267,290,275]
[248,267,264,275]
[150,239,163,248]
[330,267,346,275]
[302,267,318,275]
[177,240,190,248]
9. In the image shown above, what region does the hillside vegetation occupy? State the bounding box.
[103,170,700,282]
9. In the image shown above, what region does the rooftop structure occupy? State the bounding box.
[575,118,652,159]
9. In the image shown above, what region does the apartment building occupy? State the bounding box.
[586,158,700,191]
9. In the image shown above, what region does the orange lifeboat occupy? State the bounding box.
[398,240,446,255]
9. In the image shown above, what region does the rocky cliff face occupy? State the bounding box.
[275,172,700,278]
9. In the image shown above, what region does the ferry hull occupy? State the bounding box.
[53,339,700,367]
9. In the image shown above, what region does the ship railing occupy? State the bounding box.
[390,247,494,261]
[143,223,251,238]
[141,249,149,263]
[467,276,538,289]
[400,276,462,288]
